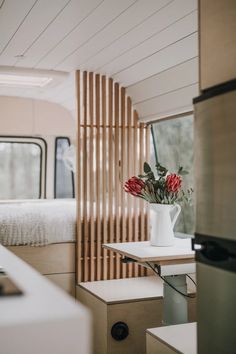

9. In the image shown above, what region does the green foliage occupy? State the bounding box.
[137,161,193,205]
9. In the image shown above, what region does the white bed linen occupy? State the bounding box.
[0,199,76,246]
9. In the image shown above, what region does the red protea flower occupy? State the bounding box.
[124,176,145,196]
[166,174,182,193]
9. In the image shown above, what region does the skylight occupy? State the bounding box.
[0,67,69,89]
[0,74,52,88]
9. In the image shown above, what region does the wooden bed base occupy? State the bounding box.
[7,242,75,296]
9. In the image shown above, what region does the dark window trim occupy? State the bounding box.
[54,136,75,199]
[0,136,47,199]
[146,111,193,125]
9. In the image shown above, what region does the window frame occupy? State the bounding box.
[0,136,47,199]
[54,136,75,199]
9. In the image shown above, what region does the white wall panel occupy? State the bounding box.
[0,0,36,55]
[16,0,103,68]
[114,32,198,87]
[80,0,197,72]
[136,83,199,122]
[56,0,169,71]
[0,0,69,66]
[127,57,198,104]
[36,0,136,70]
[103,11,197,78]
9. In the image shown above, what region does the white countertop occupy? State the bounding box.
[147,322,197,354]
[0,245,91,354]
[103,233,195,263]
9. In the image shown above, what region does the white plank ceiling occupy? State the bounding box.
[0,0,198,121]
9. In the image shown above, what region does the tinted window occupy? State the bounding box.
[0,142,41,199]
[150,115,194,234]
[55,138,74,198]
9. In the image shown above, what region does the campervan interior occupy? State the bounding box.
[0,1,235,354]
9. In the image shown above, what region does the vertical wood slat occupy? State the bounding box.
[83,71,89,282]
[95,74,101,281]
[102,76,107,280]
[76,70,150,283]
[108,78,114,280]
[133,110,139,277]
[114,82,120,279]
[120,87,126,278]
[139,122,145,276]
[127,97,133,277]
[89,72,95,282]
[76,71,82,283]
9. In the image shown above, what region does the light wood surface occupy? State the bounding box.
[77,276,196,354]
[200,0,236,90]
[146,323,197,354]
[46,273,75,297]
[79,276,164,304]
[7,242,75,274]
[77,276,164,354]
[76,70,82,283]
[76,70,149,282]
[103,235,195,263]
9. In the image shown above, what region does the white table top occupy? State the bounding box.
[103,233,195,263]
[0,245,91,354]
[147,322,197,354]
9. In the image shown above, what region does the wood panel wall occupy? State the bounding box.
[76,71,150,283]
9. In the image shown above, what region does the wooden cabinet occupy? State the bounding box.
[76,276,196,354]
[200,0,236,90]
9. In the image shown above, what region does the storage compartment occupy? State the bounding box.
[77,276,196,354]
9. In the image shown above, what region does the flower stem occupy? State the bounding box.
[150,124,159,165]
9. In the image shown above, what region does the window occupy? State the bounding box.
[54,137,75,198]
[150,114,194,234]
[0,137,46,199]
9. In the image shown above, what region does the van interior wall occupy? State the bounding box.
[0,96,76,198]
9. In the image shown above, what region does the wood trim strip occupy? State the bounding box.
[108,78,114,280]
[127,97,134,277]
[139,122,145,276]
[120,87,127,278]
[89,72,95,282]
[114,82,120,279]
[76,70,82,283]
[133,110,139,277]
[102,76,108,280]
[83,71,89,282]
[95,74,101,281]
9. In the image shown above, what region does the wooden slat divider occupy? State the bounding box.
[114,82,120,279]
[139,122,145,276]
[95,74,101,281]
[82,71,89,282]
[127,96,133,277]
[76,71,150,283]
[108,78,114,280]
[133,110,139,277]
[76,71,82,282]
[89,72,95,281]
[102,76,107,280]
[120,87,126,278]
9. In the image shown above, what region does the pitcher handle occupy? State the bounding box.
[171,204,181,228]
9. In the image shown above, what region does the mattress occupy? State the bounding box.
[0,199,76,246]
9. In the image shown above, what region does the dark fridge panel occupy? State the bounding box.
[197,262,236,354]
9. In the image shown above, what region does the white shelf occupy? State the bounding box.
[147,322,197,354]
[0,245,91,354]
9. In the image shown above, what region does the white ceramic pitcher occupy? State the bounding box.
[149,203,181,247]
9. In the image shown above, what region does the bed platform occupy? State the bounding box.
[0,199,76,296]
